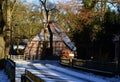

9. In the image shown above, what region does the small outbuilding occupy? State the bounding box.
[24,22,76,60]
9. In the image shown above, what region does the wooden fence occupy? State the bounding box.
[21,69,52,82]
[11,55,24,60]
[60,58,118,76]
[4,58,16,82]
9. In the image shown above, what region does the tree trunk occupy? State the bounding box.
[41,25,48,59]
[3,0,11,57]
[0,0,17,58]
[48,23,53,56]
[0,1,5,58]
[40,0,54,59]
[41,23,53,59]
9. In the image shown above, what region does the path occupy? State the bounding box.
[15,60,120,82]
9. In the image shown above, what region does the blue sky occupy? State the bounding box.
[26,0,58,4]
[26,0,117,11]
[26,0,39,4]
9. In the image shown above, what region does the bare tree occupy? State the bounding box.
[39,0,56,59]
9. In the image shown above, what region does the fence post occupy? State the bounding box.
[69,58,73,67]
[21,74,26,82]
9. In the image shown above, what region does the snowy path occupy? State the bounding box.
[15,60,32,82]
[0,70,10,82]
[15,60,120,82]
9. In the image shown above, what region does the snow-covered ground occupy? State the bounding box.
[15,60,120,82]
[15,60,32,82]
[0,70,10,82]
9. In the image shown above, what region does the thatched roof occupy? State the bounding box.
[32,22,76,51]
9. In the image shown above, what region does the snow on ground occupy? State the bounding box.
[0,70,10,82]
[15,60,120,82]
[45,64,120,82]
[15,60,32,82]
[45,64,107,82]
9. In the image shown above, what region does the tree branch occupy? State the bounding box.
[11,0,18,15]
[49,5,56,11]
[2,0,5,11]
[39,0,49,21]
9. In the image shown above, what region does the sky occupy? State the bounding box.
[26,0,117,10]
[26,0,57,4]
[26,0,39,4]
